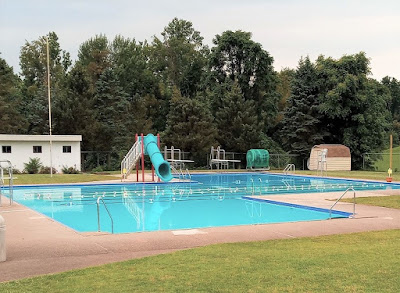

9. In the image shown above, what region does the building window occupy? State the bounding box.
[33,146,42,153]
[2,146,11,153]
[63,146,72,153]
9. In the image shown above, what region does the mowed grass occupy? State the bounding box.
[370,146,400,172]
[1,230,399,292]
[4,173,119,185]
[293,169,400,181]
[341,195,400,209]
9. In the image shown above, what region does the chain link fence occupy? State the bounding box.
[204,152,303,170]
[81,150,305,172]
[362,153,400,172]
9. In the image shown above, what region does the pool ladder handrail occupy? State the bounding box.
[97,197,114,234]
[171,165,183,181]
[283,164,295,175]
[329,187,356,219]
[185,168,191,180]
[0,159,14,206]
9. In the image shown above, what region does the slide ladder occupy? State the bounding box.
[121,140,141,179]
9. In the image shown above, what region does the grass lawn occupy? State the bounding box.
[370,146,400,172]
[3,173,119,185]
[291,169,400,182]
[341,195,400,209]
[1,230,399,292]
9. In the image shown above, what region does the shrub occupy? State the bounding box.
[61,166,80,174]
[91,166,104,173]
[24,158,42,174]
[39,166,57,174]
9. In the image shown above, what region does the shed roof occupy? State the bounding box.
[0,134,82,142]
[312,144,351,158]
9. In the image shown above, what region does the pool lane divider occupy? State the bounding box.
[242,196,351,217]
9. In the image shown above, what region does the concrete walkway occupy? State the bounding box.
[0,187,399,283]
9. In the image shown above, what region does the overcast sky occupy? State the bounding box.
[1,0,399,79]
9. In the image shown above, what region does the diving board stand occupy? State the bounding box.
[209,146,241,170]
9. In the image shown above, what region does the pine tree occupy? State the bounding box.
[280,57,326,160]
[0,56,27,133]
[215,81,264,152]
[164,88,218,165]
[93,67,130,152]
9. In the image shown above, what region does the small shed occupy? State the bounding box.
[308,144,351,171]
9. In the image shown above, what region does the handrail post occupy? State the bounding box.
[97,197,101,232]
[97,197,114,234]
[329,187,356,219]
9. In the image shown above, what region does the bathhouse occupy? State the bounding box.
[0,134,82,173]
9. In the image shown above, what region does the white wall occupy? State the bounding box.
[0,140,81,173]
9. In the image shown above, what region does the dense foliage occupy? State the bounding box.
[0,18,398,169]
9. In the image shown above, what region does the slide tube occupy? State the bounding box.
[143,134,173,182]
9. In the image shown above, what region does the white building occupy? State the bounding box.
[0,134,82,173]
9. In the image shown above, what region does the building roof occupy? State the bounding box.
[0,134,82,142]
[312,144,351,158]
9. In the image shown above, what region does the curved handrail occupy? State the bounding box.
[185,168,191,180]
[283,164,295,175]
[0,159,13,205]
[97,197,114,233]
[329,187,356,219]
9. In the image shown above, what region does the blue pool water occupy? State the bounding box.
[5,173,396,233]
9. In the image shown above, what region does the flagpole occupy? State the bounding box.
[46,36,53,177]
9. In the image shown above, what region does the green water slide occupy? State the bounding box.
[143,134,173,182]
[246,149,270,169]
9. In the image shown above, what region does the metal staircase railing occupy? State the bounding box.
[121,140,141,179]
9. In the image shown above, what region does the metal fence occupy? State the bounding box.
[81,150,304,172]
[205,152,302,170]
[362,153,400,172]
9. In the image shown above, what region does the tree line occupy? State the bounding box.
[1,18,400,169]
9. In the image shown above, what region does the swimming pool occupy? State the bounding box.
[6,173,396,233]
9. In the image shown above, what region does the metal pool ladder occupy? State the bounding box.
[97,197,114,233]
[283,164,295,175]
[329,187,356,219]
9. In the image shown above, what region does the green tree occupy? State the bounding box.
[276,68,295,123]
[317,53,390,167]
[163,88,218,165]
[279,57,326,161]
[92,67,130,152]
[0,55,27,133]
[209,30,279,133]
[53,64,97,150]
[151,18,208,98]
[382,76,400,144]
[215,81,264,153]
[111,35,156,99]
[77,34,111,88]
[19,32,71,134]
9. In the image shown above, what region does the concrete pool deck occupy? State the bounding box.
[0,187,400,283]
